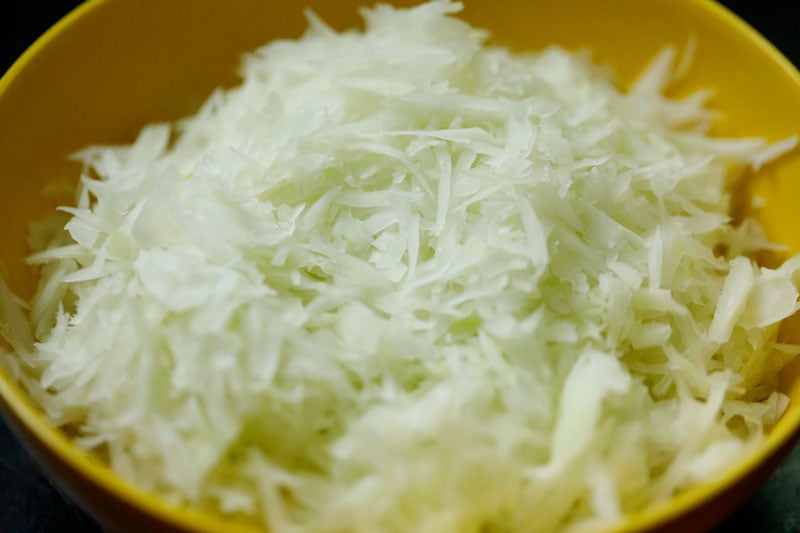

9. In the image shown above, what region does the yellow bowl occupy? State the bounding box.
[1,1,799,531]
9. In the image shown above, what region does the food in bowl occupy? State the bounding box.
[1,1,799,531]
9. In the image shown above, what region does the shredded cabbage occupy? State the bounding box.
[2,1,799,531]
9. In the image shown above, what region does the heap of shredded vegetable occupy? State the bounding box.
[2,1,800,531]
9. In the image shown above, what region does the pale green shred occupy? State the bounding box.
[1,1,800,532]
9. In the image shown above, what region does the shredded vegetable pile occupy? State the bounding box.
[2,1,800,531]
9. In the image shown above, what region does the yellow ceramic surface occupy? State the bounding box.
[1,1,799,532]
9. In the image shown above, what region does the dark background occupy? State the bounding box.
[1,1,798,532]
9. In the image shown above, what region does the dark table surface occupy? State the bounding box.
[1,1,799,532]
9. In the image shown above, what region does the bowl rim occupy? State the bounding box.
[1,0,799,532]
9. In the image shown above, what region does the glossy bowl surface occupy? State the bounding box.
[1,1,799,531]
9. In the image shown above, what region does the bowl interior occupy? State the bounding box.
[1,0,800,531]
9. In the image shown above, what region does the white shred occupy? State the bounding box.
[752,135,798,171]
